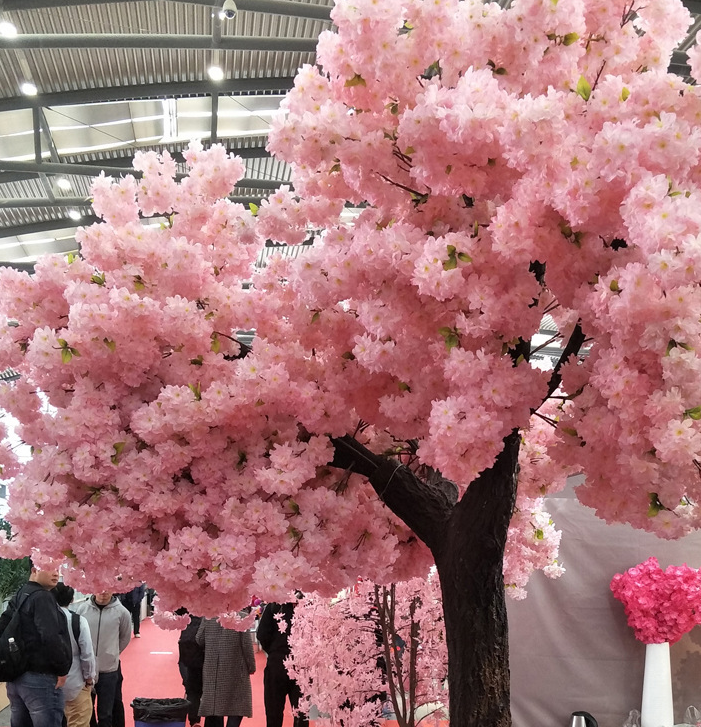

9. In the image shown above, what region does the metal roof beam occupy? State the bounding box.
[0,34,317,52]
[0,0,332,21]
[0,194,266,208]
[0,147,272,184]
[0,160,285,190]
[0,77,295,113]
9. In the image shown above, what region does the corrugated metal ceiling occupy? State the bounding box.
[0,0,698,266]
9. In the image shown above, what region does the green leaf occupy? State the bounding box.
[437,327,454,337]
[249,202,259,216]
[446,245,457,256]
[188,382,202,401]
[111,441,126,465]
[493,66,507,75]
[90,272,105,286]
[421,61,442,80]
[445,164,452,175]
[404,146,415,156]
[389,103,399,115]
[61,348,73,364]
[103,338,116,352]
[684,407,701,420]
[647,495,662,518]
[457,252,472,263]
[442,256,458,271]
[190,355,203,366]
[576,75,591,101]
[410,191,429,206]
[562,32,579,46]
[344,73,366,87]
[133,276,145,291]
[330,163,341,173]
[66,253,77,264]
[341,351,355,360]
[445,333,459,350]
[535,528,544,540]
[609,280,620,292]
[211,334,221,354]
[621,87,630,101]
[397,381,411,392]
[311,311,321,324]
[561,426,578,437]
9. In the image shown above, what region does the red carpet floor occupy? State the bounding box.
[121,618,298,727]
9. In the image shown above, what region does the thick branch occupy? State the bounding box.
[329,435,457,550]
[544,321,585,401]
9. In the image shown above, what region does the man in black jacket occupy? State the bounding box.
[257,601,308,727]
[0,564,72,727]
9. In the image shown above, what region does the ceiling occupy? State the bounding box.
[0,0,333,267]
[0,0,698,270]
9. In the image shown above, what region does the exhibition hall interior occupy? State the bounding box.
[1,1,701,727]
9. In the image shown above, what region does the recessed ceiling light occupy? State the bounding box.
[20,81,37,96]
[56,177,72,191]
[207,65,224,81]
[0,21,17,37]
[67,209,81,221]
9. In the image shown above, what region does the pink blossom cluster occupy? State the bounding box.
[0,0,700,619]
[610,557,701,644]
[268,0,701,539]
[287,576,447,727]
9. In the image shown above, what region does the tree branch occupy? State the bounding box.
[543,321,585,401]
[329,435,457,550]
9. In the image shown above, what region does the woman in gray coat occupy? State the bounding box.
[196,617,256,727]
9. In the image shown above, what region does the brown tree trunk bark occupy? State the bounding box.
[431,431,520,727]
[330,430,521,727]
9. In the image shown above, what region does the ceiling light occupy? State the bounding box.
[20,82,37,96]
[0,21,17,37]
[207,65,225,81]
[67,210,81,221]
[56,177,71,191]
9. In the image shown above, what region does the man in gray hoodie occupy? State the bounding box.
[74,592,131,727]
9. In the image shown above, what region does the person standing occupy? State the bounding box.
[257,602,308,727]
[196,618,256,727]
[116,584,146,638]
[52,583,97,727]
[0,564,72,727]
[74,592,131,727]
[178,613,204,727]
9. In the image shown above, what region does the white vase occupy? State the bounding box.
[641,641,674,727]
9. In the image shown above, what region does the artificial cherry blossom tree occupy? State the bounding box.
[1,0,701,723]
[287,577,447,727]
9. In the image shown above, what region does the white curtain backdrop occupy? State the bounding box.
[507,484,701,727]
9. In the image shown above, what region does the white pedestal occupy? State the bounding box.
[641,642,674,727]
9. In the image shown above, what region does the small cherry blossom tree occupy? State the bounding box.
[1,0,701,724]
[287,576,447,727]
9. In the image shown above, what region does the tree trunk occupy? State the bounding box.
[330,430,521,727]
[431,431,520,727]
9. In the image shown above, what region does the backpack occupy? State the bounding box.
[0,589,38,682]
[69,611,81,646]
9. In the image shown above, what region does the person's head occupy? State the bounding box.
[94,592,113,606]
[52,582,75,608]
[29,565,60,590]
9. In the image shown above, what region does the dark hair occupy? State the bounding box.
[52,582,75,608]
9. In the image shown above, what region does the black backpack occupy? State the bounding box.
[0,589,38,682]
